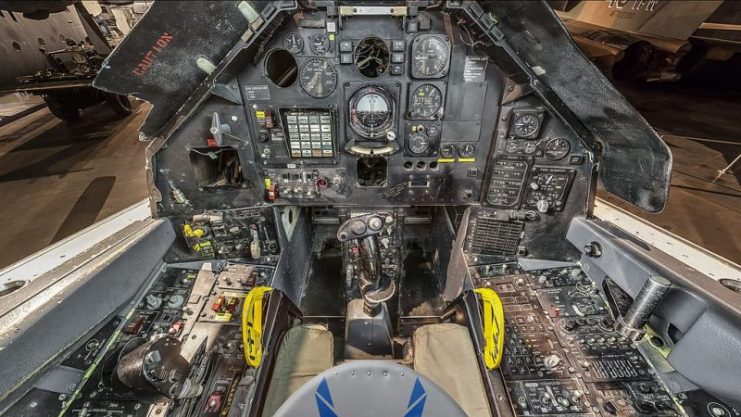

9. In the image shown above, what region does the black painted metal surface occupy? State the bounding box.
[93,1,274,137]
[478,1,672,212]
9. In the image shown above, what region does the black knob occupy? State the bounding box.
[584,241,602,257]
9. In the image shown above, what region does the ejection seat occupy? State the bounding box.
[272,360,467,417]
[413,323,493,417]
[262,324,335,417]
[262,322,491,417]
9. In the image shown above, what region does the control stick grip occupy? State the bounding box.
[358,235,381,290]
[337,214,395,313]
[616,275,671,340]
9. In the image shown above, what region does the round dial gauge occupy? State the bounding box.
[349,86,394,139]
[410,84,442,118]
[512,113,541,138]
[408,134,430,154]
[459,144,476,157]
[527,172,571,208]
[523,141,538,154]
[505,140,518,153]
[283,32,304,54]
[299,58,337,98]
[536,173,561,186]
[440,144,456,158]
[544,137,571,160]
[413,36,449,77]
[310,33,330,55]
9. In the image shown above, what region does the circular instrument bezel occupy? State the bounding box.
[512,112,542,139]
[283,32,304,54]
[410,84,443,118]
[310,33,330,55]
[544,137,571,160]
[523,141,538,154]
[411,35,451,78]
[299,58,337,98]
[348,86,395,140]
[408,134,430,154]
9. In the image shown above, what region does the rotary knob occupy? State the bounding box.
[368,216,384,231]
[167,294,185,309]
[563,319,578,332]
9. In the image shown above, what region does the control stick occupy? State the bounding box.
[615,275,671,341]
[337,214,395,313]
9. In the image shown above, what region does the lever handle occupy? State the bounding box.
[338,213,395,313]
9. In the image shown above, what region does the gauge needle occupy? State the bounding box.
[307,71,321,91]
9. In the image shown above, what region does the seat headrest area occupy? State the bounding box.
[272,360,467,417]
[264,322,490,417]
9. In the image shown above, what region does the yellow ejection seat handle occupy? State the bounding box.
[474,287,505,370]
[242,286,272,367]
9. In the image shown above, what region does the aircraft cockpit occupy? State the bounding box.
[1,2,740,417]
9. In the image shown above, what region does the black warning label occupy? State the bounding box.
[244,85,271,100]
[463,55,488,82]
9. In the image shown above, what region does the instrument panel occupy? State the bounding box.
[13,4,741,417]
[160,6,588,218]
[238,12,498,206]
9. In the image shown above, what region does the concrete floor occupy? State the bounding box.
[0,79,738,270]
[0,100,150,269]
[0,93,45,118]
[601,81,741,263]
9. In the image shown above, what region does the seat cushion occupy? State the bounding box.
[262,324,335,417]
[413,323,493,417]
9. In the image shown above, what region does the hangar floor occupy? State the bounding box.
[0,81,739,270]
[0,99,149,268]
[601,80,741,264]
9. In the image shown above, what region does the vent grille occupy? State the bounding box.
[469,217,523,256]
